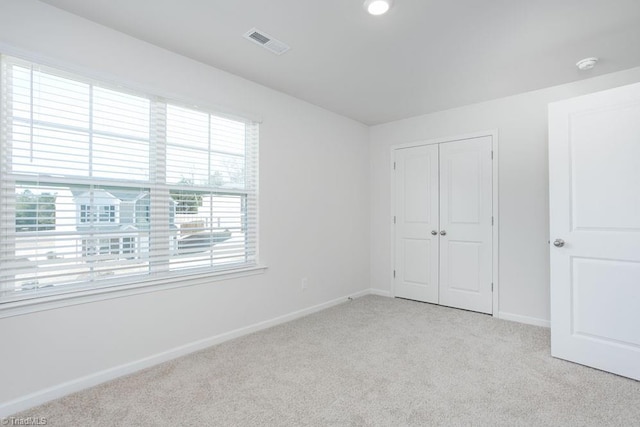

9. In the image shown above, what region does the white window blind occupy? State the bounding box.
[0,55,259,304]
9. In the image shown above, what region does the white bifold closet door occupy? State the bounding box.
[394,144,440,304]
[394,136,493,314]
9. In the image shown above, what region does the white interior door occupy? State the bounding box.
[549,82,640,380]
[439,137,493,314]
[394,144,439,303]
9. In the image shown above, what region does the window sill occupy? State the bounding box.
[0,265,268,319]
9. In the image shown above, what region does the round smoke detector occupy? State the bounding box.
[576,57,599,71]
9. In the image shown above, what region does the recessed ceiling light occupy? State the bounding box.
[576,57,599,71]
[364,0,393,15]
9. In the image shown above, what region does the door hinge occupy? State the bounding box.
[491,282,494,292]
[393,270,396,278]
[393,161,396,170]
[393,216,396,224]
[491,151,494,160]
[492,216,494,226]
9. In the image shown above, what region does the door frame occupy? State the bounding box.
[390,130,500,316]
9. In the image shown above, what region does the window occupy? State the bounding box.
[80,204,116,223]
[0,55,259,305]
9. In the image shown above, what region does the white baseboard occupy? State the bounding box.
[0,289,374,417]
[368,288,392,297]
[498,311,550,328]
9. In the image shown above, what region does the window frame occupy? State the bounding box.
[0,54,263,317]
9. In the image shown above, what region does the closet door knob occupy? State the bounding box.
[553,239,565,247]
[431,230,438,235]
[440,230,447,236]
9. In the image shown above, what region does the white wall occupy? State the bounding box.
[0,0,370,411]
[370,66,640,326]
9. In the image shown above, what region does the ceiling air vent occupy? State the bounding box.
[243,28,290,55]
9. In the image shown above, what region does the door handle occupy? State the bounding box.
[431,230,438,235]
[440,230,447,236]
[553,239,565,247]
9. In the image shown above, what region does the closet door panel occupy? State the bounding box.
[394,144,439,303]
[439,136,493,314]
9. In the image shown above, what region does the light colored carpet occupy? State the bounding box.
[13,295,640,426]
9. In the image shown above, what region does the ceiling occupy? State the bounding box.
[39,0,640,125]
